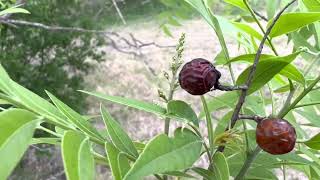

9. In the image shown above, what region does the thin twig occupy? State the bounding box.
[253,9,268,22]
[238,114,265,123]
[213,84,248,91]
[0,19,175,52]
[217,0,297,153]
[243,0,278,55]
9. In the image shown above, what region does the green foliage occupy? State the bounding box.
[236,52,302,94]
[0,109,39,179]
[212,152,230,180]
[61,131,95,180]
[101,105,139,159]
[123,128,202,180]
[1,0,320,179]
[167,100,199,127]
[0,0,106,112]
[304,133,320,150]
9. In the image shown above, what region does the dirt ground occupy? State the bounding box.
[12,18,310,179]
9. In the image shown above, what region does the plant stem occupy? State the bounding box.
[243,0,279,56]
[164,72,177,135]
[293,101,320,109]
[201,96,214,151]
[268,83,275,116]
[278,75,320,118]
[234,146,262,180]
[282,160,286,180]
[92,151,109,166]
[189,124,213,166]
[38,126,62,138]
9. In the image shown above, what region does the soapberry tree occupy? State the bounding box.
[1,0,320,179]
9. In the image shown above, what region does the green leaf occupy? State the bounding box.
[228,54,276,64]
[105,142,131,180]
[223,0,247,11]
[0,109,39,179]
[212,152,230,180]
[296,109,320,127]
[236,52,300,94]
[100,105,138,158]
[162,171,196,178]
[279,64,305,85]
[247,167,278,180]
[232,22,264,40]
[214,50,227,65]
[274,84,290,93]
[192,167,215,179]
[61,131,95,180]
[168,16,182,26]
[80,91,167,117]
[46,91,104,141]
[118,152,131,178]
[266,0,279,19]
[124,128,202,180]
[216,17,269,48]
[183,0,232,67]
[304,133,320,150]
[0,7,30,16]
[229,53,305,84]
[303,0,320,12]
[0,65,69,128]
[269,13,320,37]
[200,91,238,117]
[162,25,173,37]
[167,100,199,126]
[184,0,213,28]
[213,111,233,141]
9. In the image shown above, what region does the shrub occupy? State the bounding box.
[1,0,320,179]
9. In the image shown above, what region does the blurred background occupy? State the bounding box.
[0,0,306,179]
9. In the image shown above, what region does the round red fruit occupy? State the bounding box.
[178,58,220,95]
[256,118,296,155]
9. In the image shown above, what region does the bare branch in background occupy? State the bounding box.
[0,19,176,57]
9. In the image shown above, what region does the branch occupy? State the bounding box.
[253,9,268,22]
[0,19,175,56]
[217,0,297,153]
[213,83,248,91]
[238,114,265,123]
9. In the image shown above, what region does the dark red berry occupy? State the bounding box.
[256,118,296,155]
[178,58,221,95]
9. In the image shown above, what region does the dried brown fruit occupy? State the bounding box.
[256,118,296,155]
[178,58,220,95]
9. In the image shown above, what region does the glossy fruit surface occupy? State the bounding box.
[256,118,296,155]
[178,58,220,95]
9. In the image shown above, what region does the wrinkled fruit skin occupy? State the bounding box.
[256,118,296,155]
[178,58,221,95]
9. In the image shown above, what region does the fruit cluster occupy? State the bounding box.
[178,58,296,155]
